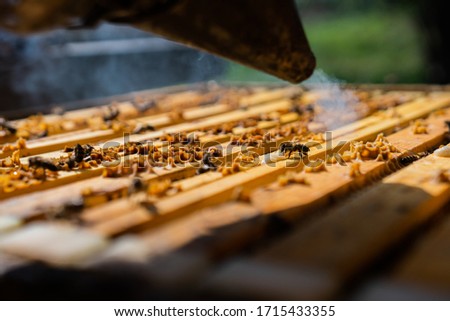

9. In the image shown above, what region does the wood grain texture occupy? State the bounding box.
[205,152,449,299]
[0,85,449,300]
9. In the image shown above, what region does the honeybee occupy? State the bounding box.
[197,151,217,174]
[28,157,59,172]
[399,151,428,166]
[48,198,84,223]
[399,154,420,166]
[128,177,144,195]
[73,144,94,163]
[133,100,157,113]
[103,106,120,122]
[279,142,310,158]
[182,133,200,145]
[132,123,156,134]
[140,199,159,215]
[36,129,48,138]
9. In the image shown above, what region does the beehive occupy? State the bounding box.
[0,83,449,300]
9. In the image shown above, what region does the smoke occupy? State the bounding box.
[304,69,363,130]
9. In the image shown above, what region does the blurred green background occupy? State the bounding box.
[226,0,426,84]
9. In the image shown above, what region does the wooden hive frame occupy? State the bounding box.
[0,83,449,300]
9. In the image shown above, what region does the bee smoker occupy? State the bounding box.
[0,0,316,83]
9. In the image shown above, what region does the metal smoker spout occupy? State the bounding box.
[0,0,316,83]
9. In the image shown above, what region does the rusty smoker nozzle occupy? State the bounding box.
[131,0,316,83]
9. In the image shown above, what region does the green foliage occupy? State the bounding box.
[225,10,425,84]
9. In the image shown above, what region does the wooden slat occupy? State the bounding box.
[204,151,449,300]
[0,85,448,284]
[0,223,108,267]
[360,205,450,299]
[0,87,419,158]
[0,111,304,211]
[91,202,260,264]
[0,216,22,235]
[28,98,291,157]
[6,86,238,129]
[0,99,300,200]
[1,87,301,157]
[251,111,450,219]
[79,113,449,295]
[0,115,305,203]
[83,96,450,236]
[0,89,205,144]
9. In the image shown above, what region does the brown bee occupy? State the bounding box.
[181,133,199,145]
[36,129,48,138]
[103,106,120,122]
[28,156,59,171]
[305,104,315,113]
[290,103,303,115]
[133,100,157,113]
[132,123,156,134]
[48,198,84,223]
[279,142,310,158]
[61,144,94,169]
[140,199,159,215]
[399,151,428,166]
[0,117,17,134]
[73,144,94,163]
[128,177,145,195]
[290,101,315,116]
[399,154,420,166]
[197,151,217,174]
